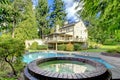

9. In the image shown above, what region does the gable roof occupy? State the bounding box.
[59,21,83,29]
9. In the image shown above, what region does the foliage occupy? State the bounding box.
[36,0,50,38]
[29,42,47,50]
[37,45,47,50]
[103,39,118,45]
[80,45,119,52]
[107,47,120,54]
[0,0,38,40]
[66,43,74,51]
[50,0,66,27]
[0,0,11,32]
[14,0,38,40]
[88,27,110,44]
[79,0,120,44]
[0,0,25,38]
[29,42,38,50]
[0,37,25,77]
[74,43,82,51]
[88,41,102,49]
[58,44,66,51]
[114,30,120,42]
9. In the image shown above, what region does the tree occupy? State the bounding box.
[0,0,12,33]
[14,0,38,40]
[36,0,49,38]
[10,0,25,38]
[0,0,38,40]
[0,36,25,76]
[50,0,66,27]
[79,0,120,43]
[0,0,25,38]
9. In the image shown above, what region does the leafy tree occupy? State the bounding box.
[79,0,120,43]
[0,37,25,76]
[36,0,49,38]
[50,0,66,27]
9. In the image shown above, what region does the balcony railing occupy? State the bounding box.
[44,37,86,43]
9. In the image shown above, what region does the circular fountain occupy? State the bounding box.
[24,57,112,80]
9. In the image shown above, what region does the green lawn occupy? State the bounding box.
[81,45,120,52]
[28,45,120,53]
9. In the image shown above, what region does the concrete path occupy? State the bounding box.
[80,52,120,79]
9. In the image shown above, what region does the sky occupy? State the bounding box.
[62,0,82,22]
[32,0,82,22]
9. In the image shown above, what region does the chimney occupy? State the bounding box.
[64,21,68,25]
[55,25,60,33]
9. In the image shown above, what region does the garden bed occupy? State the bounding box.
[101,52,120,57]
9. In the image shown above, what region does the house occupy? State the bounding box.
[43,20,88,50]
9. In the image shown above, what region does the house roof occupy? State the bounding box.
[59,23,75,29]
[59,21,81,29]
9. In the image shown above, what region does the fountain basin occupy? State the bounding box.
[24,57,112,80]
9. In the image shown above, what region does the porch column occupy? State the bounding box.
[56,42,57,51]
[55,34,57,51]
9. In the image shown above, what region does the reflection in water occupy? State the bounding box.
[39,60,96,74]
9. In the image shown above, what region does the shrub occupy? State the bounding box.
[116,47,120,53]
[74,43,82,51]
[37,45,47,50]
[66,43,74,51]
[58,44,66,51]
[104,39,118,45]
[29,42,38,50]
[88,41,102,49]
[107,47,120,54]
[107,49,117,53]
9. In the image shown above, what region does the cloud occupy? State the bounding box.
[62,0,83,22]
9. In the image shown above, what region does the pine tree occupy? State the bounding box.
[50,0,66,27]
[14,0,38,40]
[36,0,49,38]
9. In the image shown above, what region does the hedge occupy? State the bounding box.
[58,44,66,50]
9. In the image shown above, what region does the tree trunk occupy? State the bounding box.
[5,57,17,76]
[12,21,15,38]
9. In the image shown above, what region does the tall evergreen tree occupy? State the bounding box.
[50,0,66,27]
[0,0,12,33]
[0,0,24,38]
[36,0,49,38]
[11,0,25,38]
[14,0,38,40]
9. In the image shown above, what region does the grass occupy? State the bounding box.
[81,45,120,52]
[81,48,107,52]
[101,45,119,49]
[28,45,120,53]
